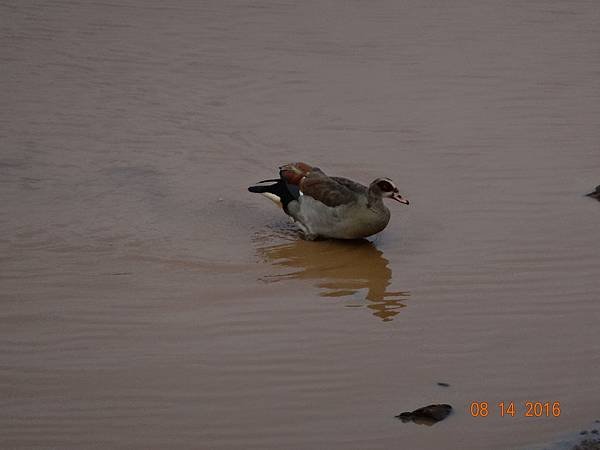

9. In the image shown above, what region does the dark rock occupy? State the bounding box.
[592,430,599,435]
[582,431,589,435]
[585,185,600,201]
[395,404,453,425]
[437,382,450,387]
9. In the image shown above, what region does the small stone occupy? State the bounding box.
[591,429,598,434]
[581,431,589,435]
[437,382,450,387]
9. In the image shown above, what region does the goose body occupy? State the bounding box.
[248,162,409,240]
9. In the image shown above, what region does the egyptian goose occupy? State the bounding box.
[248,162,409,240]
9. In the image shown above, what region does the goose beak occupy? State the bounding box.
[392,193,410,205]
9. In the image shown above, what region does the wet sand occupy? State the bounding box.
[2,1,600,449]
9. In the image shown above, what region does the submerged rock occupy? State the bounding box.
[573,438,600,450]
[395,404,453,425]
[532,423,600,450]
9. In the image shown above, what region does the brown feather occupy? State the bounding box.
[279,162,313,185]
[300,171,356,207]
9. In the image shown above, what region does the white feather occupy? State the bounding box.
[261,192,282,208]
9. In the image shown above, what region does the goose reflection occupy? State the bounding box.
[257,239,409,321]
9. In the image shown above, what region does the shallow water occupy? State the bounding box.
[2,1,600,449]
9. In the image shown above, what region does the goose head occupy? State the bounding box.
[370,178,409,205]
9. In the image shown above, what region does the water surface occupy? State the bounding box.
[2,1,600,449]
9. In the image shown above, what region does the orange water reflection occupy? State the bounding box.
[257,238,409,321]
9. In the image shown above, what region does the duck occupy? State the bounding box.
[248,162,409,240]
[585,185,600,201]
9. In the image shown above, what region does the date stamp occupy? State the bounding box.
[470,401,561,417]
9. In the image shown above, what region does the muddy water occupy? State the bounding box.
[2,1,600,449]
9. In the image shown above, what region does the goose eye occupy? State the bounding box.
[377,180,394,192]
